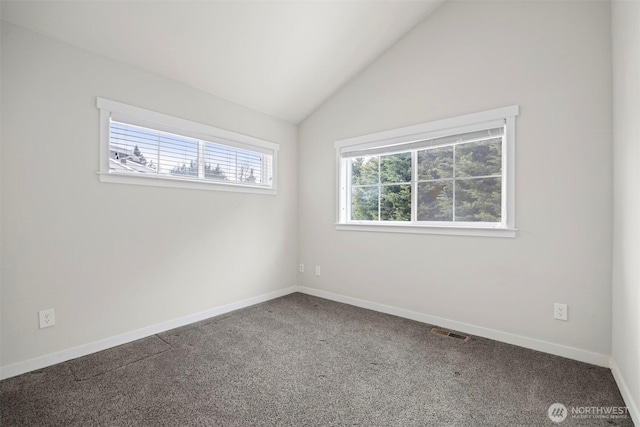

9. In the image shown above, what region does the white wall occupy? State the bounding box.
[299,1,613,359]
[0,23,297,369]
[0,9,3,371]
[611,0,640,420]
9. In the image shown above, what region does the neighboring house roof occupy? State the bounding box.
[109,144,158,174]
[110,144,134,157]
[109,158,158,174]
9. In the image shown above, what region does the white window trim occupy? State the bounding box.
[97,97,279,194]
[334,105,519,238]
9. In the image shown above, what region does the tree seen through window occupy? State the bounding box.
[350,138,502,223]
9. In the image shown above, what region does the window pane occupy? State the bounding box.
[109,122,161,174]
[456,138,502,178]
[455,177,502,222]
[351,186,379,221]
[203,143,232,181]
[263,155,273,186]
[417,181,453,221]
[162,134,199,178]
[380,152,411,183]
[235,147,264,184]
[351,157,379,185]
[381,185,411,221]
[417,146,453,180]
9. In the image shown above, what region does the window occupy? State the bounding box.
[335,106,518,237]
[97,98,278,194]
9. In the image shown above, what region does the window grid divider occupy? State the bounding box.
[411,150,418,223]
[452,145,457,222]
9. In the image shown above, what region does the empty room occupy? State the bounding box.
[0,0,638,425]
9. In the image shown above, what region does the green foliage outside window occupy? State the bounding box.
[350,138,502,223]
[351,153,411,221]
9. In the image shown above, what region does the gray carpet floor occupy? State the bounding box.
[0,293,633,426]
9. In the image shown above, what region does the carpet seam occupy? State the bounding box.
[70,339,173,382]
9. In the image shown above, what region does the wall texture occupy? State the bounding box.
[299,1,613,358]
[0,10,3,372]
[0,23,297,368]
[611,0,640,419]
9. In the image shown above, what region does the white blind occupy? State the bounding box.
[340,119,505,158]
[109,120,273,186]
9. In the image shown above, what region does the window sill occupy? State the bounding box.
[98,172,277,195]
[335,223,516,238]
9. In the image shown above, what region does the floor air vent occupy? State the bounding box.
[430,328,469,341]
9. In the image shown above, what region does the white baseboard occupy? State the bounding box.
[610,357,640,425]
[1,285,615,381]
[297,286,611,368]
[0,286,297,380]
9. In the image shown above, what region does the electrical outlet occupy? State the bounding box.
[39,309,55,328]
[554,303,568,321]
[315,266,321,276]
[299,264,304,273]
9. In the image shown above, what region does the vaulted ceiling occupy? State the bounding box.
[1,0,444,123]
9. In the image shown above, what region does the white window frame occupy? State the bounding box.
[97,97,279,194]
[335,105,519,238]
